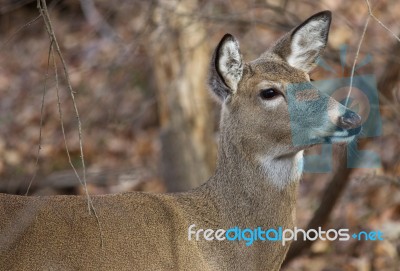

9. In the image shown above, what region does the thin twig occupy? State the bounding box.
[0,15,41,50]
[346,0,400,106]
[37,0,104,247]
[157,2,291,31]
[50,39,104,248]
[345,15,370,107]
[38,0,89,204]
[365,0,400,43]
[0,0,35,14]
[25,40,53,196]
[382,176,400,187]
[79,0,120,42]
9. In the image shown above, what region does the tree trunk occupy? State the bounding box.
[150,0,216,192]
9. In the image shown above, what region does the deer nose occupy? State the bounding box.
[338,111,362,129]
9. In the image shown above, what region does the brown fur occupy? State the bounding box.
[0,171,296,270]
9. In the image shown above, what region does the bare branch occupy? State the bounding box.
[0,15,41,50]
[25,39,53,195]
[37,0,104,247]
[365,0,400,43]
[79,0,120,42]
[37,0,88,199]
[345,15,370,107]
[0,0,35,14]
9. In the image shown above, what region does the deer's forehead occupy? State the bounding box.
[242,59,308,88]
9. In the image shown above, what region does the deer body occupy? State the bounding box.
[1,11,362,270]
[1,149,298,270]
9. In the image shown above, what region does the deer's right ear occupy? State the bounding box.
[269,11,331,73]
[208,34,243,102]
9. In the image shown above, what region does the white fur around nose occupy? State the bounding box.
[218,40,243,92]
[287,19,328,72]
[258,151,304,189]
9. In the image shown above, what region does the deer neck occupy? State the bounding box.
[201,122,303,228]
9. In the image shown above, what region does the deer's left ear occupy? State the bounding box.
[208,34,243,102]
[272,11,332,73]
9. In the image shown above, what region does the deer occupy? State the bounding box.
[0,10,362,271]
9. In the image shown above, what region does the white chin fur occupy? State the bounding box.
[328,135,356,144]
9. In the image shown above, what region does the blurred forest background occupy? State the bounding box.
[0,0,400,270]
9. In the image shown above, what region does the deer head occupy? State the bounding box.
[208,11,361,184]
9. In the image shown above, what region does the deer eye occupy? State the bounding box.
[260,88,279,100]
